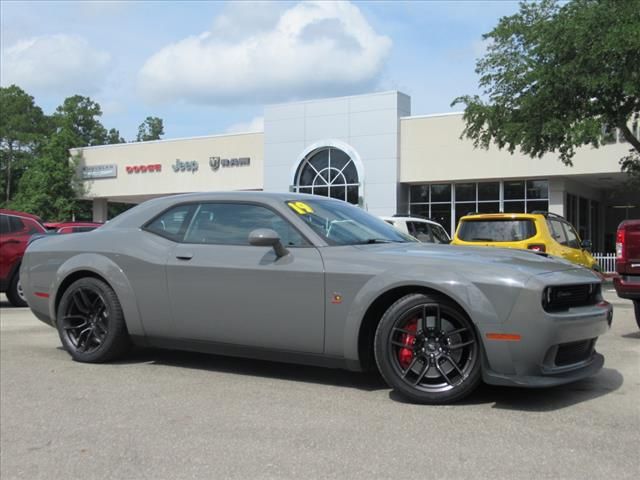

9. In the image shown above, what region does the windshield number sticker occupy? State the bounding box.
[288,201,314,215]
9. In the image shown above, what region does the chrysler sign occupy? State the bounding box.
[81,164,117,179]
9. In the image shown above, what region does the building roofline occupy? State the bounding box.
[70,130,264,152]
[265,90,410,109]
[400,111,464,120]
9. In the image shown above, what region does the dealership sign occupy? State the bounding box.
[209,156,251,171]
[172,159,199,173]
[126,164,162,174]
[81,164,117,179]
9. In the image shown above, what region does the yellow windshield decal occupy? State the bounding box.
[288,201,314,215]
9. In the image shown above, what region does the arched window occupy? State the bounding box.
[294,147,359,204]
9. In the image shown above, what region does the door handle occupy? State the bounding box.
[176,253,194,260]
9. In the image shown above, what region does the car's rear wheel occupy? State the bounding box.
[6,271,27,307]
[56,277,130,363]
[634,300,640,330]
[374,293,481,404]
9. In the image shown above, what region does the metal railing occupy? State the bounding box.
[593,252,616,273]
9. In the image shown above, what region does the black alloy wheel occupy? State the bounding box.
[375,293,481,404]
[56,277,130,363]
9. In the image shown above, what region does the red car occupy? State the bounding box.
[613,219,640,328]
[43,221,102,234]
[0,209,47,306]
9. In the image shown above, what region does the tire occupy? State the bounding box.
[374,293,482,404]
[56,277,131,363]
[634,300,640,330]
[6,271,27,307]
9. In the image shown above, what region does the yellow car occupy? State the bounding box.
[451,212,598,270]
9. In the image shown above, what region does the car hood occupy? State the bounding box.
[353,242,587,276]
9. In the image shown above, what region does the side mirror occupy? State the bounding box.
[248,228,289,258]
[581,239,593,251]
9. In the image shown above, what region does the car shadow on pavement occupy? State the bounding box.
[115,347,389,392]
[621,330,640,339]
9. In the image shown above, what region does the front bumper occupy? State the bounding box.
[479,272,611,388]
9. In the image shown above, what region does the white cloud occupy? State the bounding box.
[225,116,264,133]
[138,1,391,105]
[0,34,111,95]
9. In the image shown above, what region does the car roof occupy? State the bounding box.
[103,191,347,229]
[459,213,545,221]
[0,208,44,223]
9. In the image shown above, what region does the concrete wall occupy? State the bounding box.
[400,114,628,182]
[263,91,410,215]
[75,132,264,200]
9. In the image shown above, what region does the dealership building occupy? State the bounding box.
[74,91,639,252]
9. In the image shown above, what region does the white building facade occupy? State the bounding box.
[73,91,639,252]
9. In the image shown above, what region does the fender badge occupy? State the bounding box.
[331,293,343,304]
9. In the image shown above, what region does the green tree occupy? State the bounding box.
[0,85,50,204]
[53,95,108,146]
[136,116,164,142]
[11,94,110,219]
[106,128,126,144]
[452,0,640,175]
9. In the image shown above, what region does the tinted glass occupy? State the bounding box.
[330,149,351,174]
[146,204,197,241]
[527,200,548,213]
[526,180,548,199]
[184,203,307,246]
[410,185,429,203]
[455,183,475,202]
[346,185,359,205]
[458,219,536,242]
[286,199,415,246]
[431,224,450,244]
[342,162,358,184]
[504,181,525,200]
[547,219,567,245]
[562,222,580,249]
[503,201,525,213]
[0,214,10,234]
[9,216,25,233]
[410,204,429,219]
[430,184,451,202]
[407,221,432,242]
[455,203,476,229]
[430,204,451,236]
[308,149,329,172]
[477,202,500,213]
[478,182,499,201]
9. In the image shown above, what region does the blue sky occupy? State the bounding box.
[1,0,520,141]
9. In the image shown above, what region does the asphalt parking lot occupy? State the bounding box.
[1,289,638,480]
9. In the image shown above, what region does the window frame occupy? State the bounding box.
[142,201,313,247]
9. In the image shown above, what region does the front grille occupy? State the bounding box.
[542,283,599,311]
[555,339,596,366]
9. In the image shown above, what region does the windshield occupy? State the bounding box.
[286,200,416,245]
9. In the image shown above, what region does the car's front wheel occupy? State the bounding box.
[374,293,481,404]
[56,277,130,363]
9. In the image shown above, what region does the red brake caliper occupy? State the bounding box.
[398,318,418,369]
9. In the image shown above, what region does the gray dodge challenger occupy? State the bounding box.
[21,192,613,404]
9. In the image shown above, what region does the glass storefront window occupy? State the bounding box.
[430,184,451,202]
[526,180,548,199]
[504,181,525,200]
[410,185,429,203]
[455,183,475,202]
[478,182,499,201]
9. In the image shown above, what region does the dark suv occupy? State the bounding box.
[0,209,47,306]
[613,219,640,328]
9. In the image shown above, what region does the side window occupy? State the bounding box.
[23,218,43,234]
[547,219,567,245]
[145,204,197,242]
[0,214,9,234]
[8,216,27,234]
[408,222,433,242]
[431,224,450,244]
[184,203,308,247]
[561,222,581,249]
